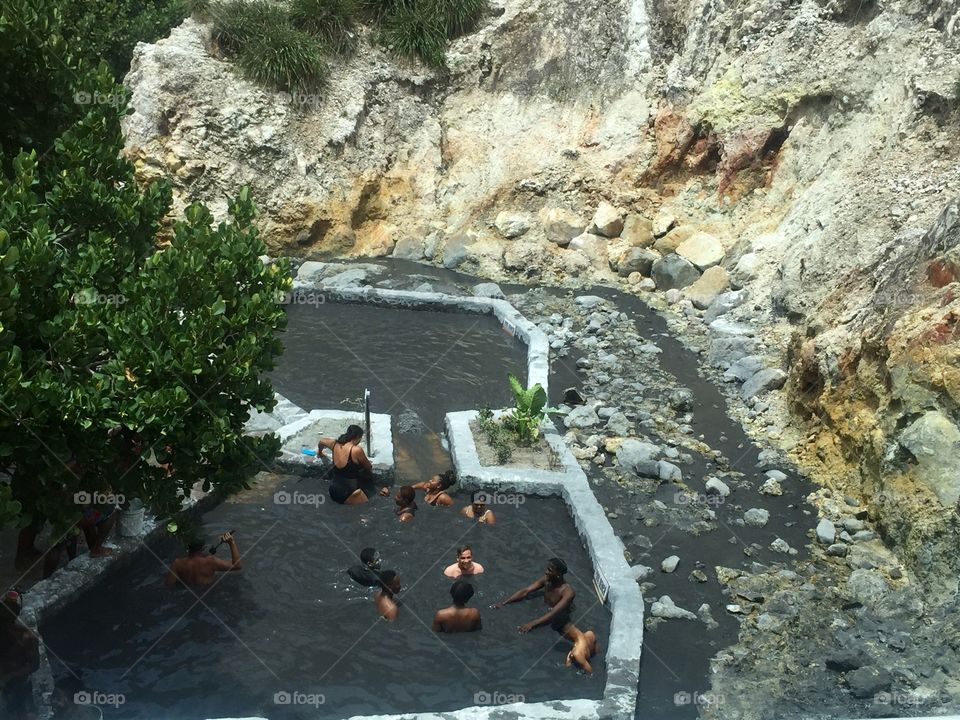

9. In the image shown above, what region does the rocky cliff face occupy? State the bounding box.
[124,0,960,712]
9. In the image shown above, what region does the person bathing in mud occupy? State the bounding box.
[412,470,456,507]
[444,545,485,579]
[394,486,418,522]
[460,491,496,524]
[375,570,402,621]
[347,547,382,587]
[318,425,376,505]
[553,615,599,673]
[432,580,482,633]
[165,532,242,587]
[492,557,575,633]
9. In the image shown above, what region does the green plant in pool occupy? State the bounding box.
[505,373,548,446]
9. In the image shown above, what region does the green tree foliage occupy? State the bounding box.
[0,0,188,163]
[0,63,290,534]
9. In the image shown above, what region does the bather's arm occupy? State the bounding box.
[491,576,546,608]
[517,585,575,633]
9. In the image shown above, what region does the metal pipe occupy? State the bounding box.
[364,389,371,456]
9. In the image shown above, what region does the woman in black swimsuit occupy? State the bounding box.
[318,425,374,505]
[412,470,456,507]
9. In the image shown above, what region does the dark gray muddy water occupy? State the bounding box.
[270,301,528,482]
[42,475,609,719]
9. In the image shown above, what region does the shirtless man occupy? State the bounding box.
[460,492,496,524]
[375,571,401,621]
[432,580,482,633]
[443,545,485,579]
[554,617,599,673]
[0,590,39,717]
[165,532,242,587]
[492,557,575,633]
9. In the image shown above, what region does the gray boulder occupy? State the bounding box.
[443,233,474,269]
[816,519,837,544]
[846,666,893,699]
[708,336,756,369]
[899,411,960,506]
[565,405,601,429]
[392,236,425,260]
[723,355,765,383]
[744,508,770,527]
[494,211,532,239]
[542,208,585,247]
[652,254,701,291]
[614,247,659,277]
[472,282,506,299]
[741,369,788,401]
[650,595,696,620]
[661,556,680,573]
[616,439,661,474]
[589,201,624,238]
[704,289,750,323]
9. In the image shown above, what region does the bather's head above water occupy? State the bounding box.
[360,547,381,570]
[187,539,206,555]
[450,580,475,607]
[429,470,457,492]
[377,570,401,595]
[337,424,364,445]
[546,557,568,584]
[395,486,416,506]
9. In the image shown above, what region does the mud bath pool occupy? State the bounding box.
[41,474,610,719]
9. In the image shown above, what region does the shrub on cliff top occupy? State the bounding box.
[290,0,359,55]
[213,1,328,91]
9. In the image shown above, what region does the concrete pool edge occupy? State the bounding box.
[288,280,551,392]
[442,409,644,720]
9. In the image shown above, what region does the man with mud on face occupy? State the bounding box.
[491,557,576,633]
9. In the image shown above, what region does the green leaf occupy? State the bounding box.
[212,297,226,315]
